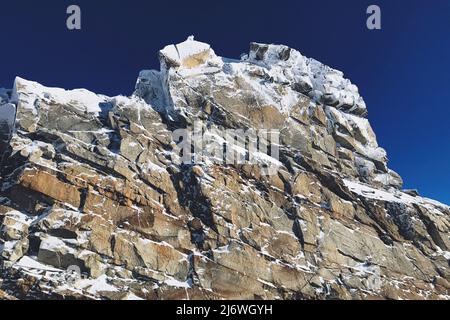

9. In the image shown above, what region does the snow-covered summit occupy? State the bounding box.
[136,37,367,118]
[159,36,222,70]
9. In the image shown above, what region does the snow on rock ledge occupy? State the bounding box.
[12,77,109,132]
[12,77,108,116]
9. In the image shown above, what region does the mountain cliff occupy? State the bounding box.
[0,37,449,300]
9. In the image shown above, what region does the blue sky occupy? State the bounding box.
[0,0,449,204]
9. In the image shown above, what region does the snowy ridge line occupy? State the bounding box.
[11,77,110,115]
[135,36,368,119]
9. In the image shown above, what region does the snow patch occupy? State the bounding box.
[77,275,119,294]
[15,256,62,272]
[344,179,449,211]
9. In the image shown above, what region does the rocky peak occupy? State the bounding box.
[136,38,367,119]
[159,36,220,70]
[245,42,367,116]
[135,38,395,189]
[0,38,449,300]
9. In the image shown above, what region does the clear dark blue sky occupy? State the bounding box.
[1,0,449,204]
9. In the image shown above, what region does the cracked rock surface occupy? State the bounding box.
[0,37,449,300]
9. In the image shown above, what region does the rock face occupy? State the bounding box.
[1,37,449,300]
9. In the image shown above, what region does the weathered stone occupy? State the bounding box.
[292,172,322,204]
[19,170,81,208]
[0,39,448,301]
[37,236,85,270]
[1,211,30,241]
[1,239,29,262]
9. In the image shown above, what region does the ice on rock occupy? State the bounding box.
[135,69,172,113]
[0,88,12,104]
